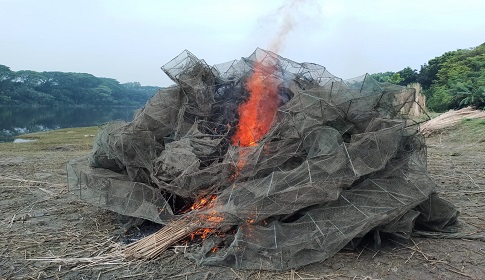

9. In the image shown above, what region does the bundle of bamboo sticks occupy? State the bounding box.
[123,218,201,259]
[420,107,485,136]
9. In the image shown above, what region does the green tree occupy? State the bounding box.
[0,64,158,106]
[452,82,485,108]
[0,64,13,79]
[387,73,404,85]
[92,85,114,104]
[421,43,485,111]
[397,67,418,86]
[417,51,455,90]
[427,87,452,112]
[370,72,394,83]
[370,68,417,86]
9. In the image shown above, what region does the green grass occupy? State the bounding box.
[462,118,485,125]
[459,118,485,142]
[438,118,485,144]
[0,126,100,153]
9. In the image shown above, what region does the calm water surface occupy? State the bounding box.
[0,106,138,142]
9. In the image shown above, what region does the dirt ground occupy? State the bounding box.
[1,122,484,280]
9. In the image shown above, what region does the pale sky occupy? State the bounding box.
[1,0,484,86]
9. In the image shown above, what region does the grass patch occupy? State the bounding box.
[440,118,485,144]
[462,118,485,125]
[0,126,99,153]
[460,118,485,142]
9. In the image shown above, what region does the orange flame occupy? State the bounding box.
[190,195,217,211]
[231,61,280,147]
[189,195,223,241]
[191,228,214,240]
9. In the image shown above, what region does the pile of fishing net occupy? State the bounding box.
[67,48,458,270]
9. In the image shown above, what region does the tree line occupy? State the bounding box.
[3,42,484,111]
[0,65,160,106]
[371,42,485,112]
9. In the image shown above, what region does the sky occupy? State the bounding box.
[1,0,484,86]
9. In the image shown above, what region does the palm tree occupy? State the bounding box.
[452,82,485,109]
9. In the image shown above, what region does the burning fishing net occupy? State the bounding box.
[67,48,458,270]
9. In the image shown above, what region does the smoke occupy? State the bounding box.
[267,0,321,54]
[232,0,321,147]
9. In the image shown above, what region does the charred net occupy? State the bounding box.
[67,48,457,270]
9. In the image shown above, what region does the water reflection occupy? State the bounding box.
[0,106,137,142]
[13,138,37,143]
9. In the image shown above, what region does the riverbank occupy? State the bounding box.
[0,124,484,279]
[0,106,136,142]
[1,126,99,153]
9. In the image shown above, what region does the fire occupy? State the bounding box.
[189,195,223,241]
[190,195,217,211]
[231,61,280,147]
[190,228,214,240]
[191,59,283,245]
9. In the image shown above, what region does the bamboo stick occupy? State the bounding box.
[122,218,201,259]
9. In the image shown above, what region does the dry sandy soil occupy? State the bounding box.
[0,122,484,280]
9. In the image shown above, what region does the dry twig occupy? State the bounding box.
[0,175,65,187]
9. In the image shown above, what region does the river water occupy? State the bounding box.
[0,106,138,142]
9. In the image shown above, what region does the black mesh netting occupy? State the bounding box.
[67,48,458,270]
